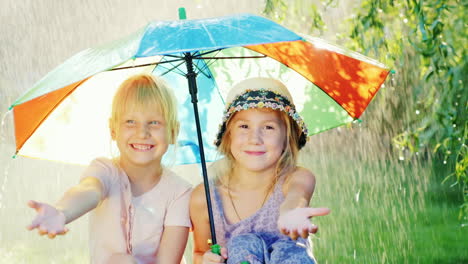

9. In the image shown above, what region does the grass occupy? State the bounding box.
[302,129,468,264]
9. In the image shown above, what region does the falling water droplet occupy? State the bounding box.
[399,156,404,161]
[1,110,12,143]
[0,162,11,210]
[355,189,361,202]
[415,110,420,115]
[403,18,408,23]
[443,160,447,164]
[453,124,457,128]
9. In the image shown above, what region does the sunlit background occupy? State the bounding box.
[1,1,466,263]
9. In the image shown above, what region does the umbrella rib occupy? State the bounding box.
[158,61,187,76]
[194,54,267,78]
[194,49,223,57]
[193,61,213,79]
[163,54,185,59]
[110,58,184,71]
[194,55,267,60]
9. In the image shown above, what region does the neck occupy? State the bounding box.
[228,165,277,190]
[118,159,163,196]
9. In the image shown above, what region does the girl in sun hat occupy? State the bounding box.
[190,77,330,264]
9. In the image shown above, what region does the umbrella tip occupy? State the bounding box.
[178,7,187,20]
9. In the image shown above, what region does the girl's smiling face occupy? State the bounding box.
[112,106,169,168]
[228,108,286,173]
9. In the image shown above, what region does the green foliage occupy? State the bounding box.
[264,0,467,222]
[345,0,467,223]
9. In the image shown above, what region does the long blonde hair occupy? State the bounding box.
[109,74,179,144]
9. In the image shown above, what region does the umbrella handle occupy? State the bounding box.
[210,244,221,255]
[210,244,250,263]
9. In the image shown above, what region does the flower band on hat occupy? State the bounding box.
[214,88,309,149]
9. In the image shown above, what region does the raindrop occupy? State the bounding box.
[455,102,458,106]
[415,110,420,115]
[355,189,361,202]
[0,111,11,143]
[416,152,419,155]
[0,162,10,210]
[354,250,357,259]
[399,156,404,161]
[453,124,457,128]
[458,138,461,141]
[378,9,383,13]
[443,160,447,164]
[403,18,408,23]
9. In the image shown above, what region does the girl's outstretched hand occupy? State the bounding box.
[27,200,68,239]
[278,207,330,240]
[202,247,228,264]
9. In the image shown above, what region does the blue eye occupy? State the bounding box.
[149,120,161,125]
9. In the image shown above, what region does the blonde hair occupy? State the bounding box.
[214,109,301,186]
[109,74,179,144]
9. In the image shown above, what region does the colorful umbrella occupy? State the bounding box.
[9,12,390,244]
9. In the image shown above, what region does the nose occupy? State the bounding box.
[248,128,263,145]
[137,124,150,138]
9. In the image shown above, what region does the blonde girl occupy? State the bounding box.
[27,74,191,264]
[190,77,330,264]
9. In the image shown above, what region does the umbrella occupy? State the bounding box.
[9,11,390,246]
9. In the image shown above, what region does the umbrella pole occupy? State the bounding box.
[183,53,218,245]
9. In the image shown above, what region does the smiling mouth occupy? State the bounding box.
[245,151,265,156]
[131,144,154,151]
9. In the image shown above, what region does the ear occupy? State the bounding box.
[109,119,116,140]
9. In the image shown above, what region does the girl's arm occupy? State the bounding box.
[278,167,330,240]
[154,226,189,264]
[281,167,316,211]
[27,176,103,238]
[190,184,227,264]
